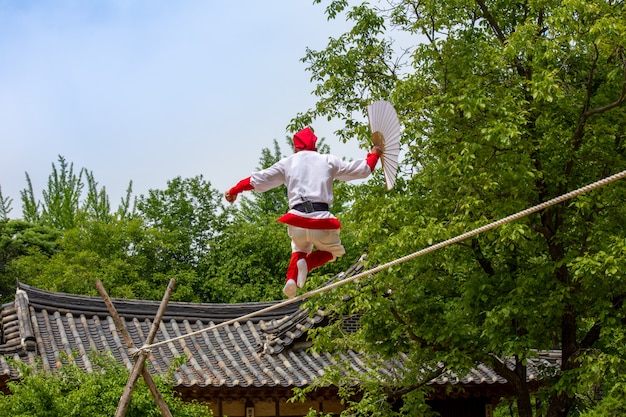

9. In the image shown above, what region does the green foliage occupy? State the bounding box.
[293,1,397,144]
[20,155,128,228]
[299,0,626,416]
[0,353,211,417]
[204,213,290,302]
[135,175,230,275]
[5,2,626,415]
[4,173,232,303]
[6,215,210,302]
[2,153,292,303]
[237,139,289,222]
[0,152,294,302]
[1,130,378,304]
[0,186,12,220]
[83,170,112,222]
[0,220,61,303]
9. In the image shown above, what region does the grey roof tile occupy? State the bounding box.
[0,279,561,399]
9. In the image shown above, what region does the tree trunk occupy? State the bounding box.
[491,357,533,417]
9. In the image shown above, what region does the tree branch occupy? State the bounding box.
[491,354,534,417]
[389,305,444,350]
[585,81,626,117]
[471,238,496,276]
[474,0,506,43]
[384,365,447,400]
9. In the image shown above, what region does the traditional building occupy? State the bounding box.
[0,280,560,417]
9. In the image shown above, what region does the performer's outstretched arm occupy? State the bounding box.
[224,177,253,203]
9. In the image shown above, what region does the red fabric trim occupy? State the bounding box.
[365,152,380,172]
[286,252,307,281]
[277,213,342,229]
[306,250,334,270]
[228,177,253,195]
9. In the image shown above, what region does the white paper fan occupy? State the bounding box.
[367,100,401,190]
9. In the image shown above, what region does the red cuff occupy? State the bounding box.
[228,177,254,195]
[365,152,380,172]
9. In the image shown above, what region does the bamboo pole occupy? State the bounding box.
[95,280,173,417]
[111,279,177,417]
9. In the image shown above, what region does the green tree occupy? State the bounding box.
[0,220,61,303]
[0,353,211,417]
[203,213,291,302]
[207,139,294,302]
[1,156,138,302]
[236,139,290,222]
[20,155,132,226]
[22,155,84,228]
[0,186,12,220]
[7,215,211,302]
[6,160,233,302]
[135,175,229,274]
[298,1,626,416]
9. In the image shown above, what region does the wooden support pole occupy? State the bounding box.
[117,351,150,417]
[95,280,173,417]
[103,279,177,417]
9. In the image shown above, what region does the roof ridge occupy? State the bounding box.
[17,282,300,322]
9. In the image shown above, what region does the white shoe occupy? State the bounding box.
[283,279,297,299]
[296,258,308,288]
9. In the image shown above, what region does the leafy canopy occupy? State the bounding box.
[297,0,626,416]
[0,352,211,417]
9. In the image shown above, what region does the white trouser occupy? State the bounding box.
[287,226,346,259]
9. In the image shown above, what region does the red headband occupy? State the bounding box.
[293,127,317,150]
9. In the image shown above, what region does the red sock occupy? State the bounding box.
[286,251,307,282]
[305,250,334,271]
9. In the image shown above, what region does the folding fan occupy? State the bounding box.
[367,100,401,190]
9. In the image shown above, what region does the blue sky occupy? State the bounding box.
[0,1,366,216]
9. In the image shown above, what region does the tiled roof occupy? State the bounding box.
[0,271,561,399]
[0,283,321,388]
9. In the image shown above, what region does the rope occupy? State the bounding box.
[140,169,626,352]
